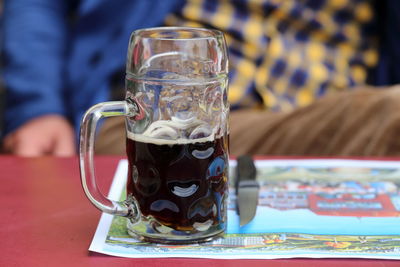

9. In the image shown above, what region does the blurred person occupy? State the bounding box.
[3,0,400,157]
[164,0,400,156]
[1,0,183,156]
[98,0,400,156]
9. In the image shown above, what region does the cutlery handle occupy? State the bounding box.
[235,155,257,194]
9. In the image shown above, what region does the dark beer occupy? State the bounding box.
[126,134,228,232]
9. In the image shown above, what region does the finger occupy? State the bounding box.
[53,133,76,157]
[13,138,48,157]
[4,130,50,156]
[2,134,15,153]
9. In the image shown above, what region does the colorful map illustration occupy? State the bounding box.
[90,159,400,259]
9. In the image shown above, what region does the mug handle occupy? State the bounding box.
[79,100,140,221]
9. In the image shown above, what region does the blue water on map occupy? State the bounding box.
[227,208,400,235]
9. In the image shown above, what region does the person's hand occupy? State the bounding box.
[3,115,76,156]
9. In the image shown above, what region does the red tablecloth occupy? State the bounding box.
[0,155,398,266]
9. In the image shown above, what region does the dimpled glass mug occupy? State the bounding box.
[79,27,229,244]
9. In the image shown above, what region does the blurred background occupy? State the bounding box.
[1,0,400,157]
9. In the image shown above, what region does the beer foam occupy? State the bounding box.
[127,117,219,145]
[127,131,216,145]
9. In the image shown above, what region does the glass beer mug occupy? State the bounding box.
[79,27,229,243]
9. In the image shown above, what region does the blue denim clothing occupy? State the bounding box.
[2,0,183,137]
[372,0,400,86]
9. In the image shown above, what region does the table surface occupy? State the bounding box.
[1,155,399,267]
